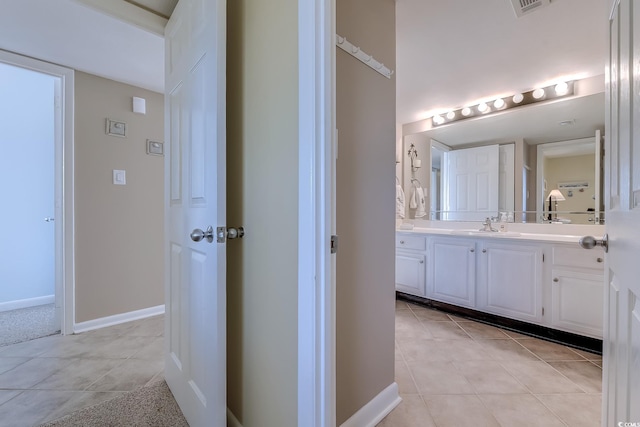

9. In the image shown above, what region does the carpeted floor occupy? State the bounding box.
[39,380,188,427]
[0,303,59,347]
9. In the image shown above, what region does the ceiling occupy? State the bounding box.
[396,0,607,125]
[1,0,606,134]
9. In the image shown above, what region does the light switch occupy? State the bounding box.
[113,169,126,185]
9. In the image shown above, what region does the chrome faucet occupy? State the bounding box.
[479,217,498,232]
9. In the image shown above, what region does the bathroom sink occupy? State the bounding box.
[449,230,521,237]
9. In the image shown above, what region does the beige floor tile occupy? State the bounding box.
[395,361,419,394]
[458,321,510,339]
[396,300,412,310]
[410,306,451,321]
[395,341,405,361]
[87,358,164,392]
[397,339,454,362]
[454,361,528,394]
[479,394,566,426]
[547,361,602,393]
[91,336,159,359]
[502,329,536,339]
[421,320,472,339]
[396,318,434,341]
[571,348,602,361]
[537,393,602,427]
[0,357,72,389]
[37,334,114,359]
[130,336,164,360]
[406,361,473,395]
[127,316,164,337]
[424,394,500,427]
[0,357,30,375]
[518,339,587,361]
[500,360,584,393]
[0,390,75,427]
[377,394,436,427]
[476,339,540,362]
[0,334,67,358]
[0,390,21,406]
[591,360,602,368]
[396,309,419,322]
[31,358,121,391]
[435,339,494,362]
[40,391,123,424]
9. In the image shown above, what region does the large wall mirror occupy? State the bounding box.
[401,78,605,224]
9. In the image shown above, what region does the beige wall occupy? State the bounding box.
[336,0,396,424]
[74,72,164,322]
[226,1,299,425]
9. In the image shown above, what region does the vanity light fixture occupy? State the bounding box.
[408,143,420,172]
[532,88,546,99]
[429,81,575,127]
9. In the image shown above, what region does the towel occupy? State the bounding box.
[396,184,405,219]
[415,187,427,218]
[410,186,418,209]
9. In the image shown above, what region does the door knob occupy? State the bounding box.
[191,226,214,243]
[579,234,608,253]
[44,217,55,222]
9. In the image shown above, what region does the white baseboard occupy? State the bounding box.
[0,295,55,312]
[227,407,242,427]
[73,304,165,333]
[340,382,401,427]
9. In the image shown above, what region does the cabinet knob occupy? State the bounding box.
[419,260,424,264]
[470,248,475,253]
[482,249,487,253]
[553,278,559,282]
[400,240,405,244]
[597,257,603,263]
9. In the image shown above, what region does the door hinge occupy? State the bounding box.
[331,235,339,254]
[542,254,545,262]
[542,307,545,316]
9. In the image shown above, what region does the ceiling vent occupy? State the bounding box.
[510,0,550,17]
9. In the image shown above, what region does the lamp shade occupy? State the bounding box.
[548,189,565,201]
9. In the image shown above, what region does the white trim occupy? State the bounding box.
[298,0,336,426]
[0,295,55,313]
[70,0,168,36]
[227,408,243,427]
[0,50,75,336]
[339,382,401,427]
[73,304,165,333]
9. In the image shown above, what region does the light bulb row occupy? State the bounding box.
[431,81,573,127]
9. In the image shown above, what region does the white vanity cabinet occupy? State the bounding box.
[477,241,544,324]
[549,245,605,338]
[427,236,476,308]
[395,233,427,297]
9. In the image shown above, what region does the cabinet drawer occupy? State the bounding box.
[552,246,604,270]
[396,234,426,251]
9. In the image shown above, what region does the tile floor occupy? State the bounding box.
[0,315,164,427]
[378,300,603,427]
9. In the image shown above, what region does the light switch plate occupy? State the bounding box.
[146,140,164,156]
[113,169,126,185]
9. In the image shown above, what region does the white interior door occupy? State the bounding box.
[164,0,227,426]
[443,144,499,221]
[601,0,640,424]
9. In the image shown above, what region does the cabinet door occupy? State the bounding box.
[428,237,476,308]
[395,251,426,297]
[550,269,604,338]
[479,242,543,323]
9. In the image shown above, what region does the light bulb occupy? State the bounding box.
[433,114,445,125]
[461,107,472,116]
[477,102,489,113]
[493,98,505,109]
[446,111,456,120]
[532,88,545,99]
[555,81,569,95]
[512,93,524,103]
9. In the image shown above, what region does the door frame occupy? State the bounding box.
[297,0,336,425]
[0,49,75,335]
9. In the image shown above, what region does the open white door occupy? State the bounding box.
[164,0,227,426]
[598,1,640,424]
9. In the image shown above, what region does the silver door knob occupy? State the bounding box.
[191,226,214,243]
[44,217,55,222]
[579,234,608,253]
[227,227,245,240]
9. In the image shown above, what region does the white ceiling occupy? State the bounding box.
[0,0,165,94]
[0,0,606,133]
[396,0,607,125]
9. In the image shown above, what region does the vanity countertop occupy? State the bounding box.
[396,221,605,244]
